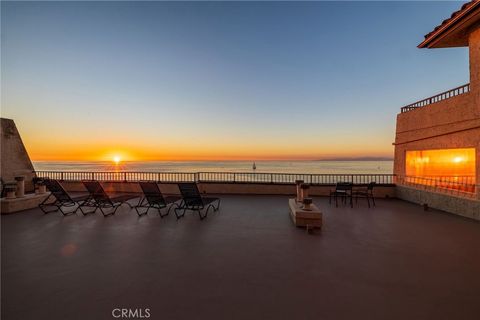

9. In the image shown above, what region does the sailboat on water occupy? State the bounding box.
[252,162,256,170]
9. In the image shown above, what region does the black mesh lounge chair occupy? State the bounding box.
[175,183,220,220]
[352,182,376,208]
[135,181,182,217]
[80,180,139,216]
[39,179,91,215]
[329,182,353,208]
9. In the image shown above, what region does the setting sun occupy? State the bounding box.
[113,156,121,164]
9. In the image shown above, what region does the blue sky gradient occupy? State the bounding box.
[1,1,470,160]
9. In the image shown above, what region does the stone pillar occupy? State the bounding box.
[5,185,16,199]
[393,112,406,185]
[37,184,47,194]
[15,176,25,198]
[393,144,404,183]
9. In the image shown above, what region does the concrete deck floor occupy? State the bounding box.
[1,196,480,320]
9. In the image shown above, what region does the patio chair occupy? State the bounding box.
[39,179,91,215]
[175,183,220,220]
[80,180,139,216]
[329,182,353,208]
[352,182,376,208]
[135,181,182,217]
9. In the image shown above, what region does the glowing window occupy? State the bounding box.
[405,148,476,191]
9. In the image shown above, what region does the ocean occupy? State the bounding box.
[33,160,394,175]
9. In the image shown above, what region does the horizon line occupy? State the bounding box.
[31,157,394,162]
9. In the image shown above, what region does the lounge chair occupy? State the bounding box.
[135,181,182,217]
[329,182,353,208]
[352,182,376,208]
[175,183,220,220]
[80,180,139,216]
[39,179,90,215]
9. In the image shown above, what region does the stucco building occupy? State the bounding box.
[394,1,480,219]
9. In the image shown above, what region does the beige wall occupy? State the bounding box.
[394,96,480,193]
[395,94,477,137]
[0,118,36,192]
[60,181,396,198]
[469,26,480,98]
[396,186,479,221]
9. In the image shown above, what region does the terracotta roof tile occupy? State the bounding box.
[424,0,479,40]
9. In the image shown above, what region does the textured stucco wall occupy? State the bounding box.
[393,25,480,199]
[396,185,480,221]
[395,94,476,137]
[469,26,480,99]
[0,118,36,192]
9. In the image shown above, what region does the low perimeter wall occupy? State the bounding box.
[60,181,396,198]
[396,185,480,221]
[4,182,479,221]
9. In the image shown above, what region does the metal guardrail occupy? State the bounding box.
[33,171,478,198]
[34,171,395,185]
[400,83,470,113]
[198,172,395,185]
[396,175,477,199]
[34,171,196,183]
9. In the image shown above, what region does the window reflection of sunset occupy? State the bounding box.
[406,148,476,179]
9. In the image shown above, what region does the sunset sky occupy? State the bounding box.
[1,1,469,161]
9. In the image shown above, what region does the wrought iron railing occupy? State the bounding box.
[34,171,395,185]
[400,83,470,113]
[396,175,477,198]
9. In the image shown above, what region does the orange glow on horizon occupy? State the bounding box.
[28,148,393,162]
[23,134,393,162]
[18,120,393,162]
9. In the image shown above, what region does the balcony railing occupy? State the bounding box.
[34,171,395,185]
[400,83,470,113]
[396,175,477,198]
